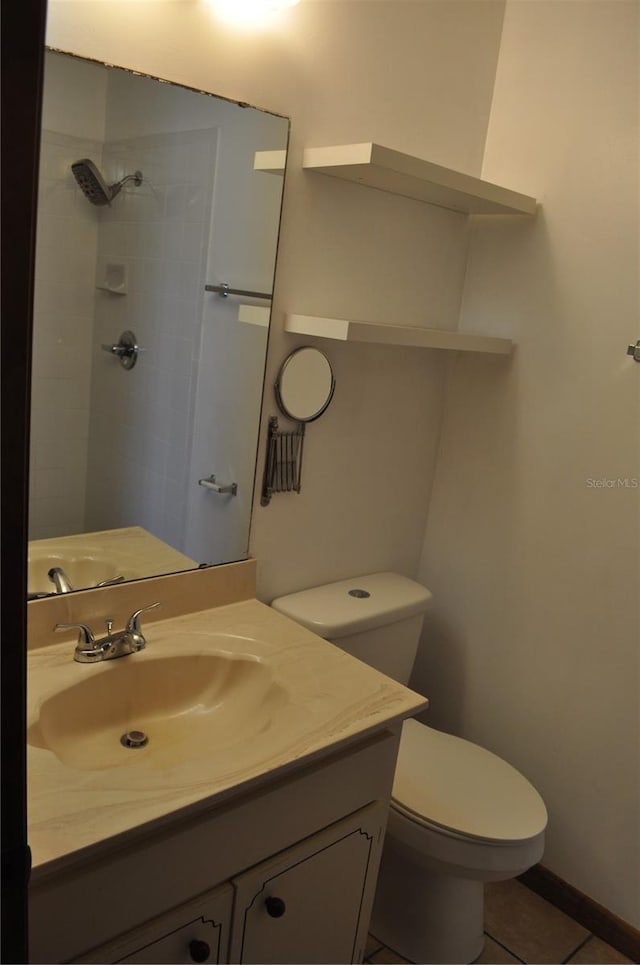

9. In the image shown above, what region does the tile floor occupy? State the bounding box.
[365,879,634,965]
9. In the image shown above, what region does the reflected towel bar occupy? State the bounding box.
[205,283,272,300]
[199,474,238,496]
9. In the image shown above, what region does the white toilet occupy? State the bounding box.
[272,572,547,965]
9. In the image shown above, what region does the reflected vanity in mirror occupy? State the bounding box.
[28,49,289,597]
[261,347,335,506]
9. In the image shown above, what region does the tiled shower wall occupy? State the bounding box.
[29,131,102,539]
[31,127,216,547]
[84,129,217,549]
[31,56,285,562]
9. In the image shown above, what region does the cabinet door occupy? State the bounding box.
[75,884,233,965]
[229,803,386,965]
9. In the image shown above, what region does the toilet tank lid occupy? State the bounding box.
[271,572,432,639]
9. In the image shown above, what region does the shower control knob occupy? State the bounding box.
[627,340,640,362]
[265,896,286,918]
[188,939,210,962]
[100,330,141,370]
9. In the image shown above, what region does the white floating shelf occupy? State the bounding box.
[254,150,287,175]
[303,143,537,216]
[285,314,513,356]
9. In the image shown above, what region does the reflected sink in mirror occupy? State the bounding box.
[28,554,126,596]
[28,527,198,597]
[28,644,288,771]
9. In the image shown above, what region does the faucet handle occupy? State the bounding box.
[54,622,95,646]
[126,602,161,634]
[95,575,125,588]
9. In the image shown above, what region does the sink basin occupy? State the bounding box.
[28,553,123,595]
[28,650,287,771]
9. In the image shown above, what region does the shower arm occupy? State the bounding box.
[110,170,143,197]
[116,171,143,189]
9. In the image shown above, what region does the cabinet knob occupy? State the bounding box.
[265,896,286,918]
[188,939,211,962]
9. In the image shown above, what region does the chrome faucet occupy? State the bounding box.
[55,602,161,663]
[48,566,74,594]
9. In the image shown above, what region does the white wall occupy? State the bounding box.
[415,0,639,927]
[46,0,506,600]
[41,52,107,141]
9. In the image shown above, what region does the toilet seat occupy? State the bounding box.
[392,720,547,845]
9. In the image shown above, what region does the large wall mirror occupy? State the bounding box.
[28,49,288,598]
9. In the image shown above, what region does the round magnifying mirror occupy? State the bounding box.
[275,347,335,422]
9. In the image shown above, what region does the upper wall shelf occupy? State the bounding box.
[254,150,286,175]
[302,143,537,216]
[285,314,512,356]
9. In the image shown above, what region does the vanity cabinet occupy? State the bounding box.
[229,804,382,964]
[81,885,234,964]
[78,805,384,965]
[30,730,398,965]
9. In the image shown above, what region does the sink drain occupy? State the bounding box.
[120,730,149,749]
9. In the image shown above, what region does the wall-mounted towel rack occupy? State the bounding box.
[198,474,237,496]
[261,417,305,506]
[205,283,272,300]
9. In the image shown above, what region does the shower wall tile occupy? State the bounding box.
[31,121,217,554]
[29,130,102,540]
[85,128,216,550]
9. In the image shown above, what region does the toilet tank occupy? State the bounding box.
[271,572,432,685]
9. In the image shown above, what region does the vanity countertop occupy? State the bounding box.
[28,598,427,877]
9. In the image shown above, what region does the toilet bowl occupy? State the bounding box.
[374,719,546,963]
[272,573,547,964]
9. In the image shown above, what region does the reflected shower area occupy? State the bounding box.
[29,51,288,593]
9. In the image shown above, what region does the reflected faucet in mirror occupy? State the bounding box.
[48,566,73,594]
[28,49,289,598]
[47,566,126,594]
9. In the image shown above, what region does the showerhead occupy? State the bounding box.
[71,158,143,207]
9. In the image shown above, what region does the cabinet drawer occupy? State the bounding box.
[75,884,233,965]
[229,803,386,964]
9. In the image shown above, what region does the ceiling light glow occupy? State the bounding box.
[209,0,300,29]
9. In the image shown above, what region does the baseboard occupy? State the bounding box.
[519,865,640,962]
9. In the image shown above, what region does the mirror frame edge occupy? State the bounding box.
[46,45,291,122]
[1,0,47,956]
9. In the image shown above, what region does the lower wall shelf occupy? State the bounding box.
[284,314,513,356]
